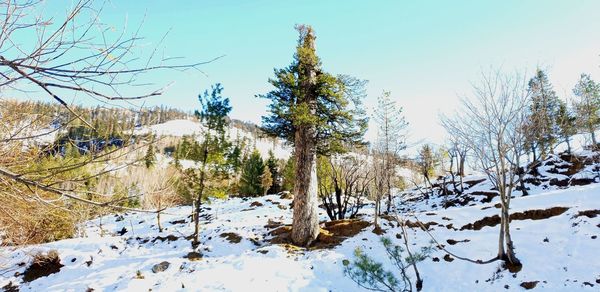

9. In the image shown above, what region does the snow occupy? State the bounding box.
[2,177,600,291]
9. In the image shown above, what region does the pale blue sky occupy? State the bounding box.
[23,1,600,147]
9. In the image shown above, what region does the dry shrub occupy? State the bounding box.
[22,250,64,282]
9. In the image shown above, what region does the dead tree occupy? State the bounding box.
[318,154,372,221]
[441,69,528,267]
[0,0,215,223]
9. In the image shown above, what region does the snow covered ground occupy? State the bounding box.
[1,178,599,291]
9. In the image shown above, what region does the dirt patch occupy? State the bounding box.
[471,191,498,203]
[264,219,283,229]
[184,251,202,261]
[510,207,569,220]
[570,178,595,186]
[405,220,439,231]
[220,232,242,244]
[523,177,543,186]
[152,234,179,242]
[169,219,186,225]
[2,281,19,292]
[250,201,264,207]
[502,260,523,273]
[372,225,386,235]
[520,281,539,290]
[573,209,600,218]
[460,215,501,231]
[443,196,476,208]
[22,250,64,283]
[549,178,569,187]
[267,219,371,250]
[446,239,471,245]
[460,207,569,231]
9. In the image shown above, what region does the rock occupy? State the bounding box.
[117,227,128,236]
[184,252,202,261]
[152,261,170,273]
[250,201,264,207]
[520,281,539,290]
[220,232,242,243]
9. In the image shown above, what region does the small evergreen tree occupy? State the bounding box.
[417,144,438,188]
[228,143,243,175]
[573,73,600,146]
[181,83,232,247]
[556,100,577,153]
[344,237,432,292]
[265,150,281,194]
[239,150,265,197]
[144,136,156,168]
[261,165,273,196]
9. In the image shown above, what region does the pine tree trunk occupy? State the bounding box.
[291,137,319,246]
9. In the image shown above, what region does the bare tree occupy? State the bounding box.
[373,90,408,213]
[317,153,372,221]
[441,69,529,267]
[0,0,214,211]
[140,167,181,233]
[443,135,469,194]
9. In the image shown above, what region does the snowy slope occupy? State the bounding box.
[135,119,291,160]
[1,180,599,291]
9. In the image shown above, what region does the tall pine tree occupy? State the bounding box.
[260,25,368,246]
[573,73,600,147]
[527,69,560,159]
[373,90,408,213]
[556,100,577,153]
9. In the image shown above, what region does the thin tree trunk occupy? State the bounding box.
[399,219,422,291]
[374,198,380,228]
[503,207,520,265]
[192,142,209,248]
[497,186,507,260]
[157,201,163,233]
[335,186,343,220]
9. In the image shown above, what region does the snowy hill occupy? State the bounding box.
[2,152,600,291]
[135,119,291,160]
